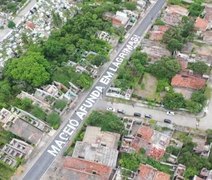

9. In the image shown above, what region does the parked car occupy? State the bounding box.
[144,114,152,119]
[164,119,172,124]
[134,112,141,117]
[117,109,125,114]
[167,111,175,116]
[107,107,115,112]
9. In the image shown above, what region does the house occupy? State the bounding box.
[0,107,50,145]
[173,164,186,180]
[72,141,118,168]
[195,17,208,32]
[149,25,170,41]
[0,138,33,167]
[165,5,189,16]
[141,42,171,61]
[129,126,170,160]
[136,164,171,180]
[61,157,113,180]
[171,74,206,90]
[112,11,129,28]
[83,126,120,149]
[203,31,212,45]
[193,176,204,180]
[162,5,188,26]
[25,21,36,31]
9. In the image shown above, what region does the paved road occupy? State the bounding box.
[95,99,199,129]
[22,0,166,179]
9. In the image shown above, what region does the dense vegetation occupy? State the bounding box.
[163,17,194,53]
[115,49,148,90]
[0,0,27,14]
[86,111,125,134]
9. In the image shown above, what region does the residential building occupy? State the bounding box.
[162,5,188,26]
[149,25,170,41]
[205,6,212,23]
[171,74,206,90]
[97,31,119,47]
[136,164,171,180]
[0,138,33,167]
[128,126,171,160]
[83,126,120,149]
[72,141,118,168]
[59,157,113,180]
[112,11,129,27]
[193,176,204,180]
[141,39,171,61]
[165,5,189,17]
[195,17,208,32]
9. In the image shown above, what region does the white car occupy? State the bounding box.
[107,107,115,112]
[167,111,175,116]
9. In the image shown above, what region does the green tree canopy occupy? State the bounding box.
[163,92,185,110]
[4,51,50,87]
[148,57,181,79]
[189,0,204,17]
[188,61,209,75]
[86,111,125,134]
[46,112,61,129]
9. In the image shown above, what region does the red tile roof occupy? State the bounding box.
[137,126,154,142]
[137,164,170,180]
[63,157,112,180]
[195,17,208,31]
[171,74,206,90]
[148,147,165,160]
[150,26,170,41]
[25,21,36,30]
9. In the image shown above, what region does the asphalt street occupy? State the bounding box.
[22,0,166,179]
[95,99,199,129]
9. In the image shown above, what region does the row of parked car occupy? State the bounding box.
[107,106,174,124]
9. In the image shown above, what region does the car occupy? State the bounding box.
[167,111,175,116]
[134,112,141,117]
[144,114,152,119]
[117,109,125,114]
[107,107,115,112]
[164,119,172,124]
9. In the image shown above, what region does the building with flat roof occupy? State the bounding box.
[72,141,118,168]
[83,126,120,149]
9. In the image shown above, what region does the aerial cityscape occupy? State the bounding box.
[0,0,212,179]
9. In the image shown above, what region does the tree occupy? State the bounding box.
[89,54,107,66]
[163,92,185,110]
[186,100,202,113]
[53,100,67,111]
[12,98,32,111]
[119,153,141,171]
[148,57,181,79]
[7,20,16,29]
[4,51,50,87]
[189,0,204,17]
[46,112,61,129]
[124,2,137,10]
[188,61,209,75]
[86,111,125,134]
[191,90,206,104]
[167,38,183,53]
[206,129,212,144]
[31,106,47,120]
